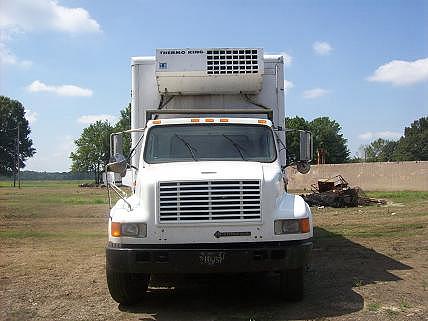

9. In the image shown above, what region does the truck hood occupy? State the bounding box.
[142,161,264,181]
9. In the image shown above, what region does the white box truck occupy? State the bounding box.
[105,48,313,305]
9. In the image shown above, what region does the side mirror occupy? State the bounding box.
[298,131,312,174]
[112,133,124,157]
[299,131,313,162]
[108,134,127,177]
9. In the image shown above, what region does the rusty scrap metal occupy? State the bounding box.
[311,175,349,193]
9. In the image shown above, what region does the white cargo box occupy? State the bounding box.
[155,48,264,95]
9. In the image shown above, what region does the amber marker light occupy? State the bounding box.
[152,120,161,124]
[220,118,229,122]
[111,222,121,237]
[191,118,200,123]
[205,118,214,122]
[258,119,267,124]
[299,218,310,233]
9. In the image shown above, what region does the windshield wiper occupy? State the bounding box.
[174,134,198,161]
[222,134,247,160]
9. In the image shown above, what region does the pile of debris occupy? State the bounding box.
[301,175,386,208]
[79,182,100,188]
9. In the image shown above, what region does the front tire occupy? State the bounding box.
[106,267,150,305]
[280,267,304,301]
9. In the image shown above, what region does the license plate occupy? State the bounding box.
[199,252,225,265]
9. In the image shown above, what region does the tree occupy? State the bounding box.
[0,96,36,177]
[310,117,350,164]
[393,117,428,161]
[362,138,398,162]
[114,103,131,156]
[70,120,114,184]
[285,116,350,164]
[284,116,310,164]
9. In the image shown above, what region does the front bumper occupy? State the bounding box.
[106,240,312,274]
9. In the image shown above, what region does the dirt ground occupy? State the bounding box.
[0,182,427,321]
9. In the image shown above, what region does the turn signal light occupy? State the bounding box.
[111,222,121,237]
[191,118,200,122]
[220,118,229,122]
[205,118,214,122]
[299,218,310,233]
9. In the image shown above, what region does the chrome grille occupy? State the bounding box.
[158,180,261,223]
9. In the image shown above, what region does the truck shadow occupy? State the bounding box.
[120,227,411,321]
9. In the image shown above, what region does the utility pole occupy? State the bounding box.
[16,123,21,188]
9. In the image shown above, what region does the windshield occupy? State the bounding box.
[143,124,276,163]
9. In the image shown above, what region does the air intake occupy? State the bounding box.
[206,49,260,75]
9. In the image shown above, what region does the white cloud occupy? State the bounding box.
[358,131,401,141]
[266,51,293,66]
[367,58,428,86]
[0,0,100,34]
[284,80,294,90]
[27,80,93,97]
[0,42,32,68]
[313,41,333,55]
[26,135,75,171]
[77,114,117,125]
[0,0,99,70]
[302,88,330,99]
[53,135,74,157]
[25,109,38,124]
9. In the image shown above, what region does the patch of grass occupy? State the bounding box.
[366,191,428,203]
[40,195,107,205]
[1,185,108,209]
[0,230,54,238]
[0,230,105,239]
[7,309,36,321]
[385,308,400,316]
[0,180,93,188]
[368,302,380,311]
[316,223,426,239]
[399,301,411,311]
[344,223,425,238]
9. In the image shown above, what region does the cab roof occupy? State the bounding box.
[146,117,273,128]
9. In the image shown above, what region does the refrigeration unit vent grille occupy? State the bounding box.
[206,49,259,75]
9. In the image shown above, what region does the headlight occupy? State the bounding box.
[122,223,139,236]
[111,222,147,237]
[274,218,310,235]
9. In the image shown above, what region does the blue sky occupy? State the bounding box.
[1,0,427,171]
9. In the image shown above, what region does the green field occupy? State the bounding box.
[0,181,427,321]
[366,191,428,203]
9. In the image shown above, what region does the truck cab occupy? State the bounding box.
[105,48,313,305]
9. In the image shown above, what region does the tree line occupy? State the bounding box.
[357,117,427,162]
[0,171,92,181]
[285,115,427,164]
[0,96,35,181]
[1,94,426,184]
[285,116,350,164]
